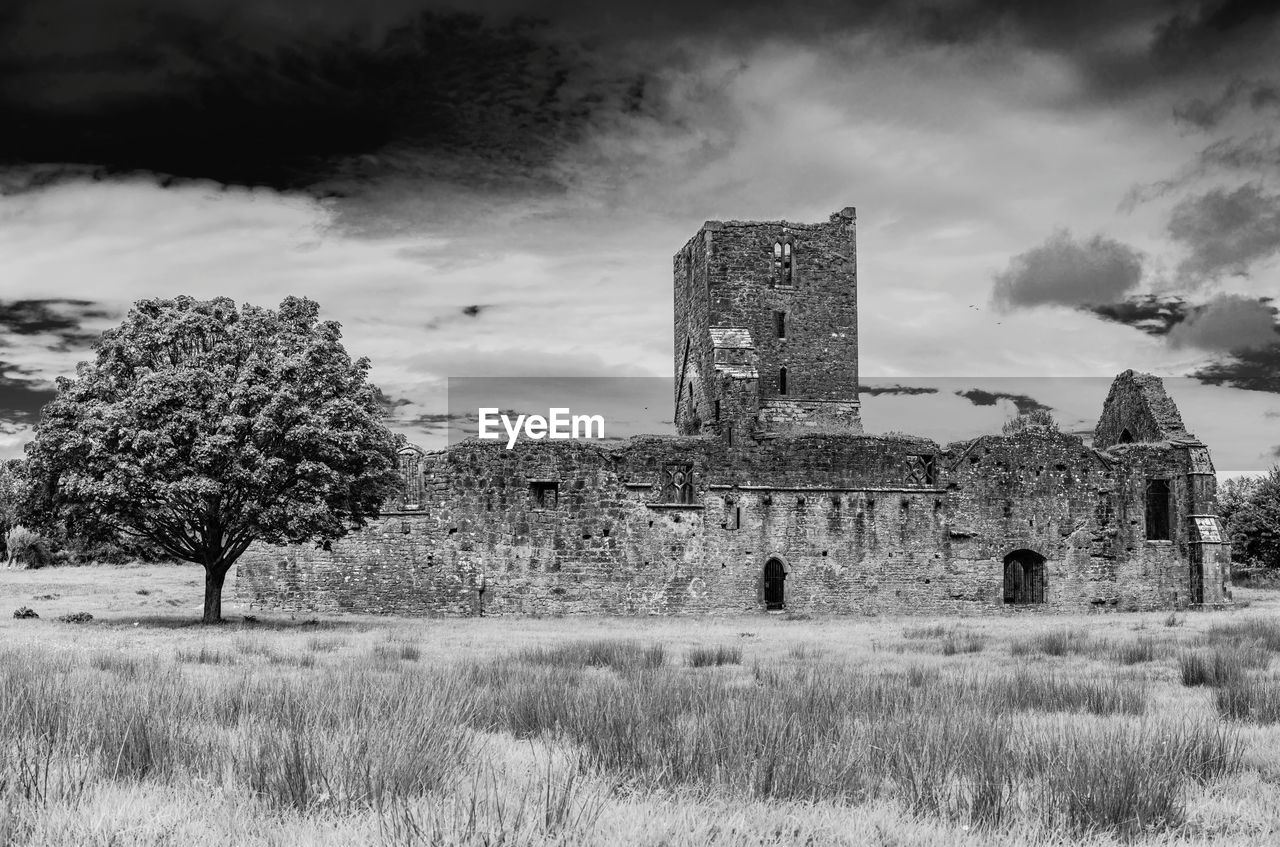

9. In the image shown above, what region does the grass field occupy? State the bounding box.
[3,563,1280,846]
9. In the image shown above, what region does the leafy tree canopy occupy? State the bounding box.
[23,296,403,622]
[1218,467,1280,572]
[1001,408,1058,436]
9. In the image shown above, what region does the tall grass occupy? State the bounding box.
[686,645,742,667]
[464,656,1230,836]
[1178,645,1270,687]
[516,640,666,673]
[0,646,476,819]
[1010,628,1090,657]
[1208,618,1280,652]
[1215,675,1280,724]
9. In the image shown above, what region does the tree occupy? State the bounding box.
[23,296,403,622]
[1218,467,1280,572]
[1002,408,1058,436]
[0,459,26,560]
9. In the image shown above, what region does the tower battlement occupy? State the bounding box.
[673,208,862,442]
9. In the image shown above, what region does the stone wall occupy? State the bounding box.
[674,209,862,442]
[236,427,1222,617]
[1095,369,1192,447]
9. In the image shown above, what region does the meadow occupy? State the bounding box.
[3,563,1280,846]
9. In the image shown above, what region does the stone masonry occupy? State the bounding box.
[236,208,1230,616]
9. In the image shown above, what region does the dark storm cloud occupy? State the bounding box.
[1166,295,1279,352]
[1167,183,1280,282]
[954,390,1051,414]
[0,299,108,349]
[3,0,1277,193]
[859,384,939,397]
[0,365,58,427]
[991,230,1144,309]
[1191,344,1280,393]
[1173,78,1280,130]
[1081,295,1189,337]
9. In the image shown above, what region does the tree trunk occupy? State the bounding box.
[202,565,227,624]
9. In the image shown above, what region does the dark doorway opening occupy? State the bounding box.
[764,558,786,610]
[1003,550,1046,605]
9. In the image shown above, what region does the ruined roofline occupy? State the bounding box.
[673,206,856,258]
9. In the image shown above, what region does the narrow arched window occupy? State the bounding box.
[773,236,795,285]
[779,366,788,396]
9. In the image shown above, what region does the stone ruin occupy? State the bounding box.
[236,208,1230,616]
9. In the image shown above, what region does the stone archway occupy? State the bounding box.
[763,557,787,610]
[1003,549,1046,605]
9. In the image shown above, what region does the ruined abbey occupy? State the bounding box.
[236,208,1231,616]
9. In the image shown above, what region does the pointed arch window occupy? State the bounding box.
[773,235,795,286]
[779,366,788,396]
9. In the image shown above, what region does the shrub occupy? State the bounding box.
[4,525,53,568]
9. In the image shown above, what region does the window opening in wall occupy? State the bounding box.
[773,236,795,286]
[774,311,786,339]
[685,247,692,300]
[1003,550,1046,604]
[779,366,788,396]
[530,480,558,509]
[764,558,786,610]
[399,449,423,510]
[714,399,721,421]
[1145,478,1171,540]
[726,423,734,447]
[663,463,695,504]
[1119,428,1134,443]
[907,455,937,486]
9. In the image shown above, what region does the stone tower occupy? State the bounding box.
[673,207,863,443]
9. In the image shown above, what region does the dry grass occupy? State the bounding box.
[2,564,1280,845]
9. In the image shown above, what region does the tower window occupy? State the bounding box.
[779,366,788,396]
[773,236,795,285]
[1145,478,1171,541]
[714,399,721,420]
[774,311,786,339]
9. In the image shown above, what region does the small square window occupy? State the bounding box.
[530,481,559,509]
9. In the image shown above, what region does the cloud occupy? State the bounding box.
[954,389,1051,414]
[1192,343,1280,393]
[1168,183,1280,283]
[991,230,1144,309]
[0,363,58,428]
[859,384,939,397]
[1167,295,1279,352]
[3,0,1277,200]
[1080,295,1189,337]
[0,299,111,350]
[1173,78,1280,130]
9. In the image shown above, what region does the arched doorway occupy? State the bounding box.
[764,558,787,610]
[1003,550,1046,605]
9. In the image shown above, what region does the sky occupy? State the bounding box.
[1,0,1278,474]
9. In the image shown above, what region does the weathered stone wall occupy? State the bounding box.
[1095,369,1192,447]
[674,209,862,442]
[236,428,1219,617]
